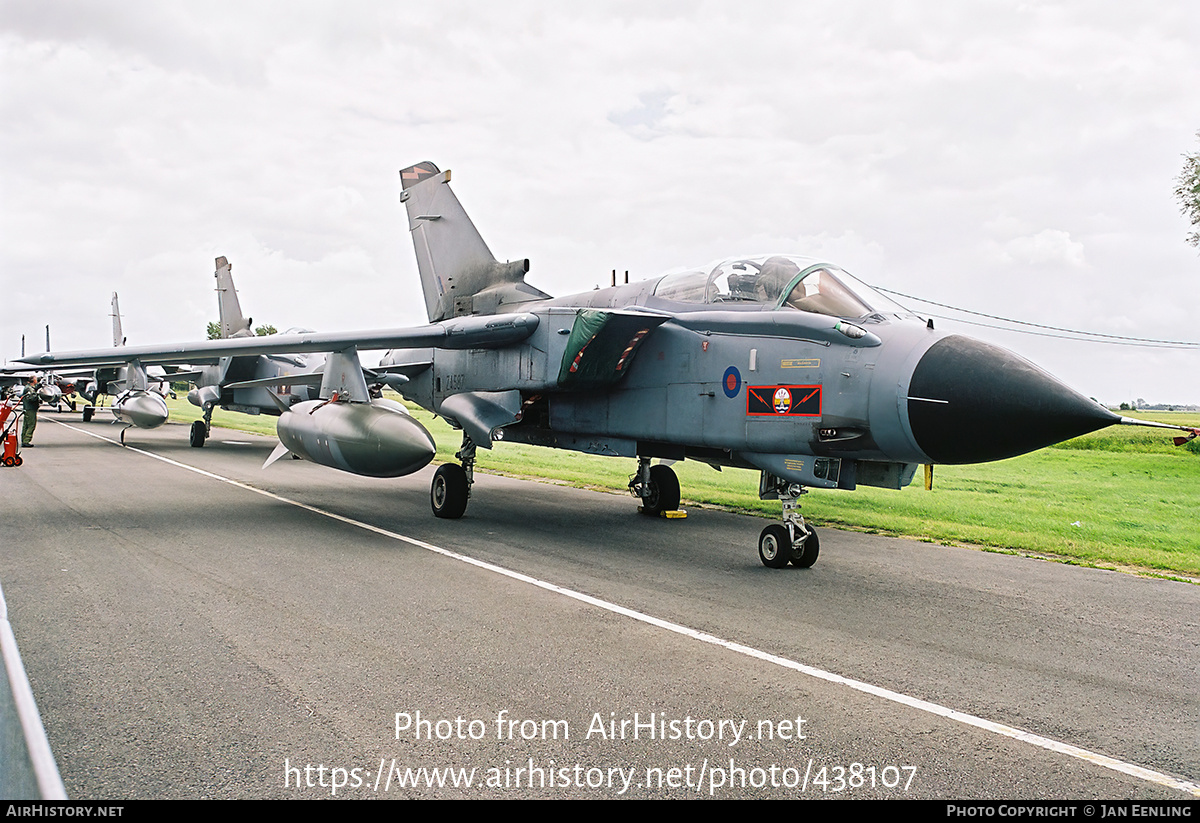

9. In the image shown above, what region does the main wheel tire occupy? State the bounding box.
[82,406,94,422]
[2,456,13,467]
[758,524,793,569]
[431,463,470,519]
[639,464,681,516]
[13,455,22,467]
[189,420,207,448]
[790,527,820,568]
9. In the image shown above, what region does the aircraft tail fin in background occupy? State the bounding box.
[214,256,253,339]
[399,161,551,322]
[111,292,125,347]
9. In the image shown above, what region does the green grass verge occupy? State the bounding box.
[164,397,1200,577]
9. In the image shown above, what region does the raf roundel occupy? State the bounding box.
[722,366,742,399]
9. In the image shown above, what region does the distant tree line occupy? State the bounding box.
[206,322,277,339]
[1177,131,1200,250]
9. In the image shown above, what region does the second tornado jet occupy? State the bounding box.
[186,256,436,477]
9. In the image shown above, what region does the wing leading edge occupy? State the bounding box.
[20,313,541,369]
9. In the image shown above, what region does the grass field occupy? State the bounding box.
[162,396,1200,579]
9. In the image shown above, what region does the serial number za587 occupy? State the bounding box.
[806,762,917,793]
[440,373,466,392]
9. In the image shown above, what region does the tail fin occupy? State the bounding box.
[214,256,253,338]
[111,292,125,347]
[400,162,550,322]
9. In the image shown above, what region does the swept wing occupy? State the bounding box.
[20,313,540,369]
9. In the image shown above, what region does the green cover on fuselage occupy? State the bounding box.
[557,309,663,389]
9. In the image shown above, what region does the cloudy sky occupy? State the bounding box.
[2,1,1198,405]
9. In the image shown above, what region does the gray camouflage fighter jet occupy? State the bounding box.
[1,294,180,436]
[183,256,326,448]
[88,292,180,439]
[23,162,1198,568]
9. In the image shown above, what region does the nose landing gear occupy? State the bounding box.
[758,472,820,569]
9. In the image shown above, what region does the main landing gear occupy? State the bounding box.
[431,433,475,519]
[627,461,818,569]
[189,404,214,447]
[629,457,680,517]
[757,473,820,569]
[189,420,207,447]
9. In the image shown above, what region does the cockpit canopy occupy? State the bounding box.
[652,254,910,321]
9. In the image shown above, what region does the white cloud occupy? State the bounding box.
[997,229,1088,269]
[2,0,1198,403]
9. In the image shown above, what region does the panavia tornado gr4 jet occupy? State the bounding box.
[183,255,326,448]
[23,162,1197,568]
[62,292,180,439]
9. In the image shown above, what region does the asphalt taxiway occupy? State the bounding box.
[3,412,1198,799]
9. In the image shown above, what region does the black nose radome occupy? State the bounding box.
[907,336,1119,464]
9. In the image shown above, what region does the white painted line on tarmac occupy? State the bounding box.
[55,419,1200,797]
